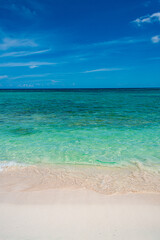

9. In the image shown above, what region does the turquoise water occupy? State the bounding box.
[0,89,160,169]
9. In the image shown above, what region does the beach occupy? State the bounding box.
[0,164,160,194]
[0,164,160,240]
[0,89,160,239]
[0,182,160,240]
[0,0,160,237]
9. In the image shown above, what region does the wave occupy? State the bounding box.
[0,161,26,172]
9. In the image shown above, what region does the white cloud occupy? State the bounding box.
[151,35,160,43]
[0,75,8,79]
[0,62,56,68]
[0,49,51,57]
[132,12,160,26]
[18,84,34,88]
[10,73,51,80]
[51,80,59,83]
[76,37,146,50]
[29,65,38,69]
[10,3,36,17]
[2,2,36,18]
[0,38,37,50]
[83,68,124,73]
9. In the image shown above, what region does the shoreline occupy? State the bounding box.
[0,163,160,240]
[0,163,159,195]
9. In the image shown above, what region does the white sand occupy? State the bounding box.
[0,188,160,240]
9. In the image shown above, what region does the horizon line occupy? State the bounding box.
[0,87,160,90]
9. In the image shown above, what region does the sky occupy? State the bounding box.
[0,0,160,88]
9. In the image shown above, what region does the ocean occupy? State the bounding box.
[0,88,160,171]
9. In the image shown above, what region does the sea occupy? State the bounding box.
[0,88,160,171]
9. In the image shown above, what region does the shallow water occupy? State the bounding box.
[0,89,160,170]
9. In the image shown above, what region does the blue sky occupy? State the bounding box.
[0,0,160,88]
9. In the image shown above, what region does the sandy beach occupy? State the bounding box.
[0,0,160,237]
[0,165,160,240]
[0,188,160,240]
